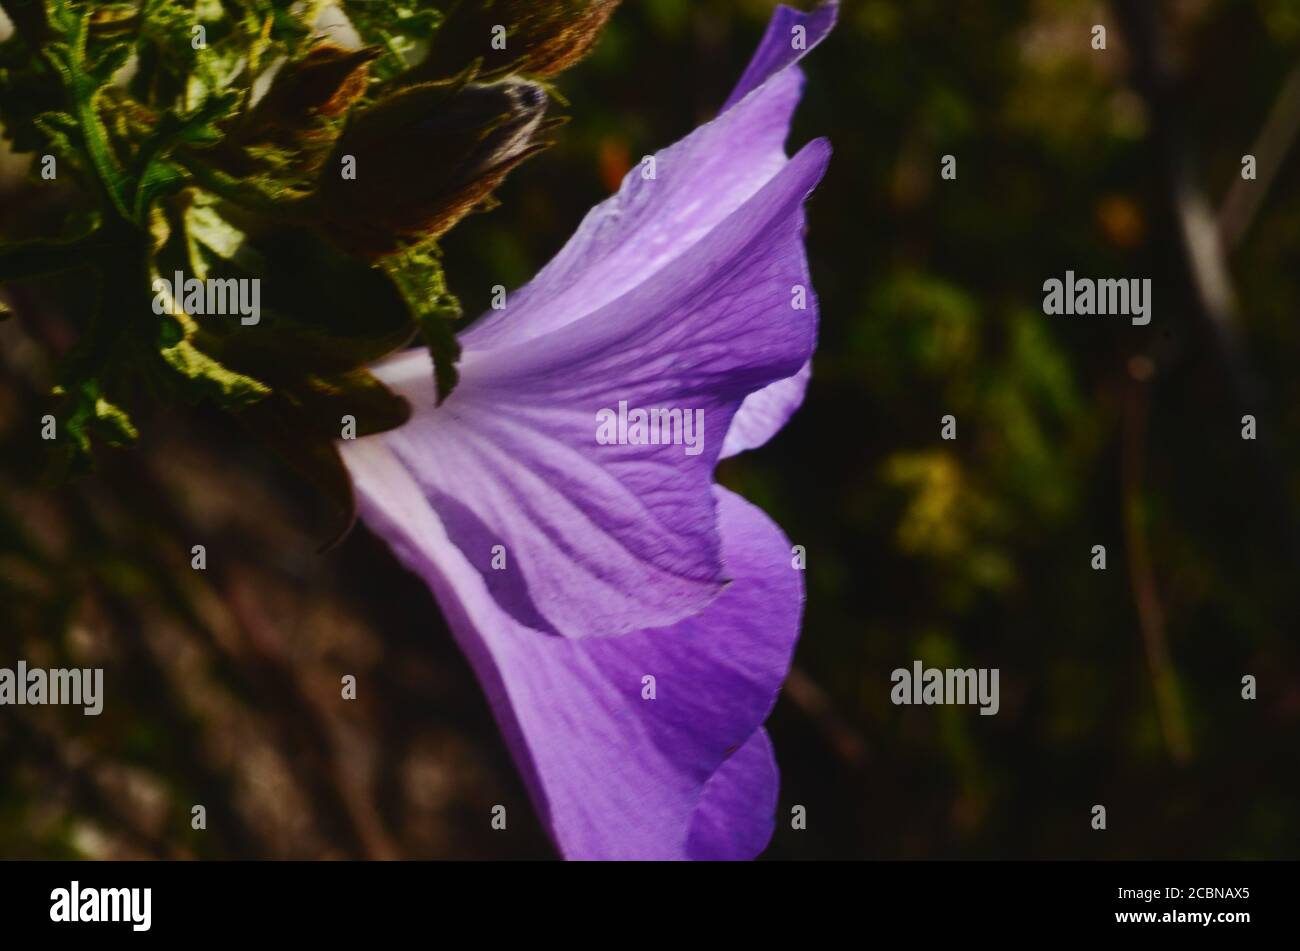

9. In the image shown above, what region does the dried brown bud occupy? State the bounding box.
[410,0,620,83]
[314,78,549,259]
[250,44,380,130]
[209,44,380,181]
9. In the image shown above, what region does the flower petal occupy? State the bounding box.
[460,3,836,353]
[723,1,839,110]
[716,3,838,457]
[342,439,802,860]
[685,728,780,860]
[368,141,828,640]
[723,359,812,460]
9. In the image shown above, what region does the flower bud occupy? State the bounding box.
[249,44,380,130]
[409,0,620,83]
[315,78,549,259]
[207,44,379,182]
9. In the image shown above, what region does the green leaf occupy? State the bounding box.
[42,6,132,218]
[128,92,239,218]
[340,1,443,77]
[87,41,132,84]
[32,110,80,163]
[91,393,140,445]
[133,159,189,218]
[46,378,140,476]
[159,337,271,409]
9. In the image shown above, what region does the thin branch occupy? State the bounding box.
[1111,0,1298,558]
[783,665,870,772]
[1219,61,1300,250]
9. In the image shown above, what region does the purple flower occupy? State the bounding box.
[341,2,836,860]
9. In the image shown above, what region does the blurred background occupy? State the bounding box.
[3,0,1300,859]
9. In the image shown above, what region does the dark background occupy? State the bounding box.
[2,0,1299,859]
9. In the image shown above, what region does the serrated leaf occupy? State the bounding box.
[133,159,188,217]
[128,92,238,218]
[160,338,271,409]
[88,41,132,83]
[45,378,139,477]
[35,109,78,132]
[92,394,140,445]
[32,110,80,162]
[42,7,132,218]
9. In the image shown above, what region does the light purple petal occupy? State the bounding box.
[723,1,839,110]
[715,3,837,455]
[460,2,836,354]
[341,443,802,860]
[366,141,828,640]
[685,729,780,860]
[722,360,812,459]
